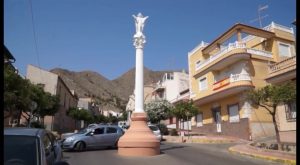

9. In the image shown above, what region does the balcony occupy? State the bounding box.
[194,41,272,77]
[194,73,253,106]
[266,56,296,84]
[263,22,294,34]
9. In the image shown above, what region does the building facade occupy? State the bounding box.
[264,22,296,144]
[151,71,190,128]
[126,84,156,124]
[188,22,295,140]
[26,64,78,133]
[152,71,189,102]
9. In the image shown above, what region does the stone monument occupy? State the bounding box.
[118,13,160,156]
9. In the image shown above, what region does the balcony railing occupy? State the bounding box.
[195,41,273,71]
[263,22,294,34]
[196,42,246,70]
[246,48,272,58]
[213,73,251,91]
[269,56,296,73]
[230,73,251,82]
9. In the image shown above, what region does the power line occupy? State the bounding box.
[27,0,44,81]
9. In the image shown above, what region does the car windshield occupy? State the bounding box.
[77,128,92,134]
[4,135,39,165]
[149,125,159,131]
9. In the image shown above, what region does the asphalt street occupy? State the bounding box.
[63,142,282,165]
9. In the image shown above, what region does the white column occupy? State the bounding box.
[132,13,148,113]
[135,48,144,112]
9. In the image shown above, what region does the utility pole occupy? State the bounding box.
[250,5,269,28]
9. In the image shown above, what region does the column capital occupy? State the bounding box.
[133,35,146,49]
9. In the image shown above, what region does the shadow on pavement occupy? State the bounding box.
[63,147,116,153]
[160,145,187,152]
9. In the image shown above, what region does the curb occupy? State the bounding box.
[228,146,296,165]
[190,139,235,144]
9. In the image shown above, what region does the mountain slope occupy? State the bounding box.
[50,67,171,112]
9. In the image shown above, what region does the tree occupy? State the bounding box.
[145,100,173,124]
[246,82,296,150]
[171,100,198,135]
[4,66,32,125]
[67,107,94,129]
[4,65,60,127]
[118,111,128,121]
[94,114,108,123]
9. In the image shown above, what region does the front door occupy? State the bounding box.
[212,107,221,132]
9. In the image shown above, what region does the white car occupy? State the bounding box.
[148,124,162,141]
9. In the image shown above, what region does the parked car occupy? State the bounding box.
[4,127,68,165]
[148,124,162,141]
[121,124,162,141]
[61,125,124,152]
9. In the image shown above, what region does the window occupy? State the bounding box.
[285,102,296,121]
[165,73,174,80]
[278,43,291,57]
[196,60,201,68]
[106,127,117,134]
[196,113,203,127]
[43,134,52,154]
[4,135,38,165]
[199,77,207,91]
[93,128,104,135]
[228,104,239,123]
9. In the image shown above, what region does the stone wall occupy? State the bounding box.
[250,122,275,140]
[191,118,250,140]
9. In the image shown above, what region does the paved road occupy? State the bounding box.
[63,142,281,165]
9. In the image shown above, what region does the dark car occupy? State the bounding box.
[62,125,124,152]
[4,127,68,165]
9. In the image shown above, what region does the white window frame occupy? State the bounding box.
[285,102,296,121]
[278,42,291,57]
[199,76,208,91]
[228,104,240,123]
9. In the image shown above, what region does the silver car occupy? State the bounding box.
[4,128,67,165]
[148,124,162,141]
[62,125,124,152]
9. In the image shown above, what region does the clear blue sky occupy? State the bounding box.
[4,0,296,80]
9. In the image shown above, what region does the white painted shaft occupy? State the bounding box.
[135,48,144,112]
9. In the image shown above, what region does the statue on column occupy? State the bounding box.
[132,13,149,37]
[132,13,148,48]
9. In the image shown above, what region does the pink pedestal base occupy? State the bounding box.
[118,112,160,156]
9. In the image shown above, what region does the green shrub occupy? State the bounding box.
[157,123,169,135]
[170,129,178,136]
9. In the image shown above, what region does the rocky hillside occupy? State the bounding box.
[50,67,171,112]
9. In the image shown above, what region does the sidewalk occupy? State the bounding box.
[229,144,296,165]
[163,135,247,144]
[163,135,296,164]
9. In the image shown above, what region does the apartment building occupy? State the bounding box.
[264,21,296,144]
[152,71,189,102]
[152,71,190,128]
[77,97,100,128]
[188,22,295,140]
[26,64,78,134]
[126,84,156,123]
[78,97,100,116]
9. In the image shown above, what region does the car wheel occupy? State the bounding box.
[114,141,118,148]
[74,141,85,152]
